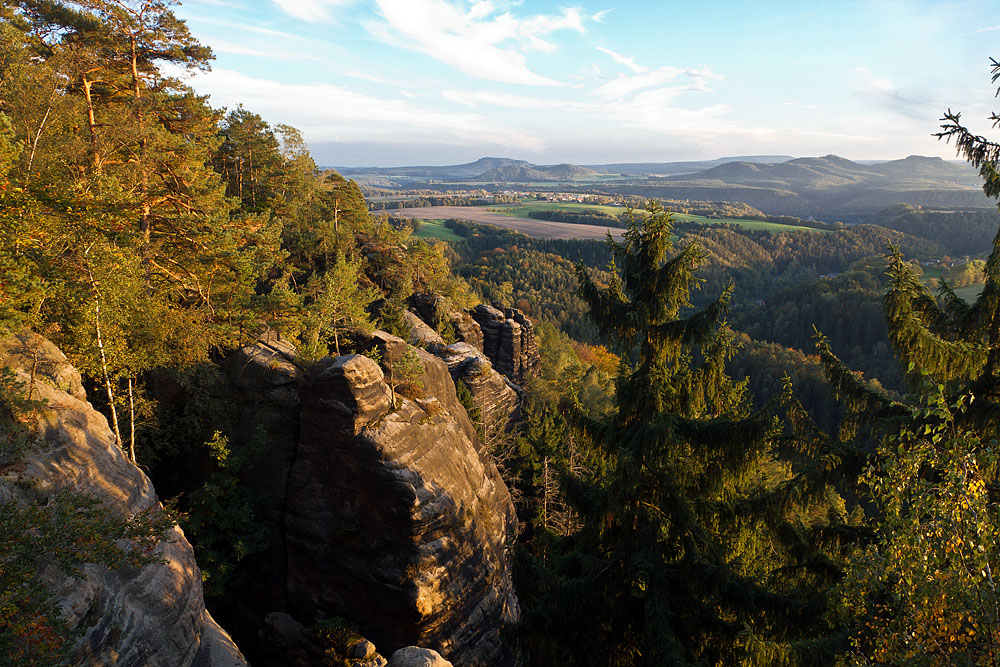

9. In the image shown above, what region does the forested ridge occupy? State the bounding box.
[5,2,1000,665]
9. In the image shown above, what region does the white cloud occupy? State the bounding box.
[368,0,589,86]
[783,101,820,110]
[178,67,547,151]
[853,66,938,120]
[204,37,326,62]
[596,47,648,74]
[442,89,581,109]
[441,63,749,141]
[592,66,722,101]
[272,0,354,22]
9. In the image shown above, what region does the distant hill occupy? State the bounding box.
[474,163,597,182]
[334,154,992,219]
[611,154,991,219]
[584,156,795,176]
[338,157,531,179]
[335,155,796,180]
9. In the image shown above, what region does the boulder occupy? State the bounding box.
[387,647,454,667]
[0,332,246,666]
[403,310,445,348]
[284,345,520,666]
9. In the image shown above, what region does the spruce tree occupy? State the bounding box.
[819,58,1000,663]
[520,202,844,666]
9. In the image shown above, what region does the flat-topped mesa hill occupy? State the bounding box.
[671,154,981,189]
[474,162,597,182]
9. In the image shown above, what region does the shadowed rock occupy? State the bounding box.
[471,305,540,384]
[284,348,520,667]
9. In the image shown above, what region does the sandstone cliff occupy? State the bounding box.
[0,332,246,667]
[284,335,520,667]
[471,305,541,384]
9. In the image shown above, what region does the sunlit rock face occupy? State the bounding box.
[410,293,484,351]
[438,342,520,427]
[284,343,521,667]
[0,332,246,667]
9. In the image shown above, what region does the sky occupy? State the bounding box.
[171,0,1000,167]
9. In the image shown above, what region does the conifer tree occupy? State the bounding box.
[521,202,844,666]
[819,58,1000,663]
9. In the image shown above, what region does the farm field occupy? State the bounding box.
[490,201,628,217]
[389,206,625,240]
[492,200,826,233]
[410,218,465,242]
[953,283,986,302]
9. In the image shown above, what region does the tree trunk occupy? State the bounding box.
[80,73,101,173]
[129,34,151,270]
[94,295,123,449]
[127,376,136,463]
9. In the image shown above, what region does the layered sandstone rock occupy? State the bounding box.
[0,332,246,667]
[410,293,484,351]
[284,343,520,667]
[438,342,519,427]
[402,310,445,348]
[387,647,454,667]
[470,305,541,384]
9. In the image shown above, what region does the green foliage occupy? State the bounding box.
[0,363,174,666]
[870,204,998,257]
[521,201,844,666]
[313,616,365,667]
[831,393,1000,665]
[390,346,425,403]
[818,59,1000,665]
[181,430,269,600]
[301,252,379,359]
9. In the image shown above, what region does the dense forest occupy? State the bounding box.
[4,2,1000,666]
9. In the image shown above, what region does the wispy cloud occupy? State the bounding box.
[177,67,547,151]
[442,89,582,109]
[783,101,821,110]
[272,0,354,22]
[441,63,744,141]
[596,47,648,74]
[593,66,723,101]
[205,36,327,62]
[853,66,939,121]
[367,0,590,86]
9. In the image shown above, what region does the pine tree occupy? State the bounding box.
[521,202,844,666]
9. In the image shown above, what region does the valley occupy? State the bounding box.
[5,2,1000,666]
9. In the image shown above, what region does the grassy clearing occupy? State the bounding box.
[671,212,825,233]
[411,218,463,242]
[490,201,825,233]
[490,200,628,217]
[953,283,985,302]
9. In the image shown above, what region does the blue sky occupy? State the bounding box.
[173,0,1000,167]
